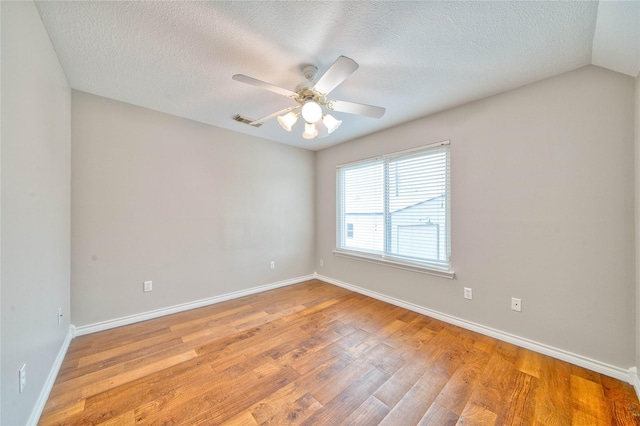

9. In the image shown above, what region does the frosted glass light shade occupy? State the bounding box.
[322,114,342,134]
[303,122,318,139]
[301,100,322,123]
[277,112,298,131]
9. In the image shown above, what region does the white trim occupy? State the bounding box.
[335,139,450,168]
[316,274,634,384]
[28,325,74,426]
[333,249,454,279]
[336,142,452,276]
[630,367,640,400]
[74,275,315,336]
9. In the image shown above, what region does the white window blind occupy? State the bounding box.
[336,141,451,273]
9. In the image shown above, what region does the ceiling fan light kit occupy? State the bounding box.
[277,112,298,132]
[301,99,322,123]
[303,122,318,139]
[232,56,385,140]
[322,114,342,133]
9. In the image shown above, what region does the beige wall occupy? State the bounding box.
[636,73,640,372]
[71,91,315,326]
[1,2,71,424]
[316,65,635,368]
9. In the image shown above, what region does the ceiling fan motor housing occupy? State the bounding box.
[294,81,326,108]
[301,64,318,82]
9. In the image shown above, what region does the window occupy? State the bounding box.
[336,141,452,277]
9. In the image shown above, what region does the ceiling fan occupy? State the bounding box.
[232,56,385,139]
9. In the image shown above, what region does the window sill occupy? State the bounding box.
[332,250,455,279]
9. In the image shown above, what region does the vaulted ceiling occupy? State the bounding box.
[36,1,640,151]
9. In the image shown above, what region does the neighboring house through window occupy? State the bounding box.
[336,140,452,277]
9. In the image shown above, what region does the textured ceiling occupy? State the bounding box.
[35,1,639,151]
[592,1,640,77]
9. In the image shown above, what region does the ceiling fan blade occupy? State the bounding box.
[232,74,298,99]
[313,56,359,95]
[328,100,385,119]
[249,105,299,126]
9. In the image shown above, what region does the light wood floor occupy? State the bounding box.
[40,280,640,425]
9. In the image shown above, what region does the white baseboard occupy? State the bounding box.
[630,367,640,400]
[28,325,75,426]
[316,274,634,385]
[74,275,315,336]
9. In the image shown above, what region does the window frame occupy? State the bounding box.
[334,140,454,279]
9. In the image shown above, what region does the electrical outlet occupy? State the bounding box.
[511,297,522,312]
[143,281,152,292]
[464,287,472,300]
[270,261,275,270]
[19,364,26,393]
[58,307,63,325]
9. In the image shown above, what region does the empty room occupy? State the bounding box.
[2,1,640,424]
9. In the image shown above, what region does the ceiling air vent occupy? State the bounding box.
[233,114,262,128]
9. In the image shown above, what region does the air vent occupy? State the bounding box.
[233,114,262,128]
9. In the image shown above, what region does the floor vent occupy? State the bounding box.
[233,114,262,128]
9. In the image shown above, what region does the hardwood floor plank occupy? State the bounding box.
[516,349,545,379]
[44,362,126,411]
[168,304,256,333]
[180,312,268,343]
[219,409,260,426]
[342,395,390,425]
[431,347,465,378]
[495,370,537,425]
[250,352,357,424]
[373,354,433,408]
[39,399,85,426]
[286,338,353,377]
[350,318,406,357]
[39,280,640,425]
[301,365,390,425]
[181,366,302,425]
[601,375,640,424]
[532,356,572,425]
[137,360,299,425]
[419,401,460,425]
[433,351,490,415]
[270,323,345,373]
[76,335,184,370]
[378,369,448,425]
[456,401,498,425]
[81,362,215,425]
[494,339,521,364]
[47,350,198,408]
[250,390,321,425]
[570,374,612,425]
[466,351,519,414]
[307,356,374,405]
[293,351,353,393]
[384,315,435,349]
[95,409,136,426]
[359,341,407,376]
[80,325,172,354]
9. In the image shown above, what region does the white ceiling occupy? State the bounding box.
[35,1,640,151]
